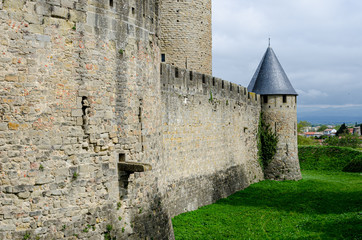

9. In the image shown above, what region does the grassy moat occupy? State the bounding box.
[172,147,362,239]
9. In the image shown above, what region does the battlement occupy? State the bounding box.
[160,63,260,105]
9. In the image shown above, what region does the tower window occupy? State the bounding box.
[110,0,113,7]
[202,74,206,84]
[161,54,165,62]
[264,96,268,103]
[283,95,287,103]
[222,80,224,89]
[212,77,215,86]
[175,68,179,78]
[230,83,232,91]
[190,71,193,81]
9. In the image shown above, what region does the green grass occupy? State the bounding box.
[299,146,362,172]
[172,171,362,239]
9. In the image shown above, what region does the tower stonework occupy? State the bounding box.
[160,0,212,75]
[248,46,302,181]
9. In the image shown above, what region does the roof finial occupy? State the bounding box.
[268,37,271,47]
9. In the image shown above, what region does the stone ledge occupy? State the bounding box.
[118,162,152,172]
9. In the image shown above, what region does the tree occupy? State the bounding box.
[336,123,348,136]
[297,120,311,133]
[318,125,328,132]
[297,135,316,145]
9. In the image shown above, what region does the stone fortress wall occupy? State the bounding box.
[0,0,298,239]
[160,64,264,217]
[160,0,212,75]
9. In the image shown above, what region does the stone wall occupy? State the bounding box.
[160,0,212,75]
[160,64,264,217]
[260,95,302,180]
[0,0,174,239]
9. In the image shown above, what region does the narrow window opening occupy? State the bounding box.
[132,7,135,14]
[295,96,297,104]
[119,153,126,162]
[263,96,268,104]
[237,86,240,93]
[255,94,257,101]
[161,54,165,62]
[160,65,162,75]
[139,99,144,152]
[190,71,193,81]
[142,0,146,18]
[283,95,287,103]
[222,80,224,89]
[230,83,232,91]
[248,92,250,99]
[244,88,246,95]
[110,0,114,7]
[202,74,206,84]
[212,77,215,86]
[275,122,277,134]
[175,68,179,78]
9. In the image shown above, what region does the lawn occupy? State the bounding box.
[172,171,362,239]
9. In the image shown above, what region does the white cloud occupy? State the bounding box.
[296,89,328,98]
[299,104,362,109]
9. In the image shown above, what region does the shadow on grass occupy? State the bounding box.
[295,216,362,240]
[215,179,361,215]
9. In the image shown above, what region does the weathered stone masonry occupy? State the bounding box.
[0,0,173,239]
[160,64,263,217]
[160,0,212,75]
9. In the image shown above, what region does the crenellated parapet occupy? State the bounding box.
[160,63,260,106]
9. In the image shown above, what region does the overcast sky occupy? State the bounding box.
[212,0,362,123]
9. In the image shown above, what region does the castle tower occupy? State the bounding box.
[248,45,302,180]
[160,0,212,75]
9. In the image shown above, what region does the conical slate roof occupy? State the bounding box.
[247,47,298,95]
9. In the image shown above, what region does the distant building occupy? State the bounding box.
[303,132,323,138]
[323,129,337,136]
[353,127,361,136]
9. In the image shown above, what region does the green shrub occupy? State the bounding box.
[297,135,317,146]
[342,158,362,172]
[298,146,362,172]
[257,114,278,169]
[323,135,361,148]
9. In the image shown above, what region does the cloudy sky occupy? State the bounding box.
[212,0,362,123]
